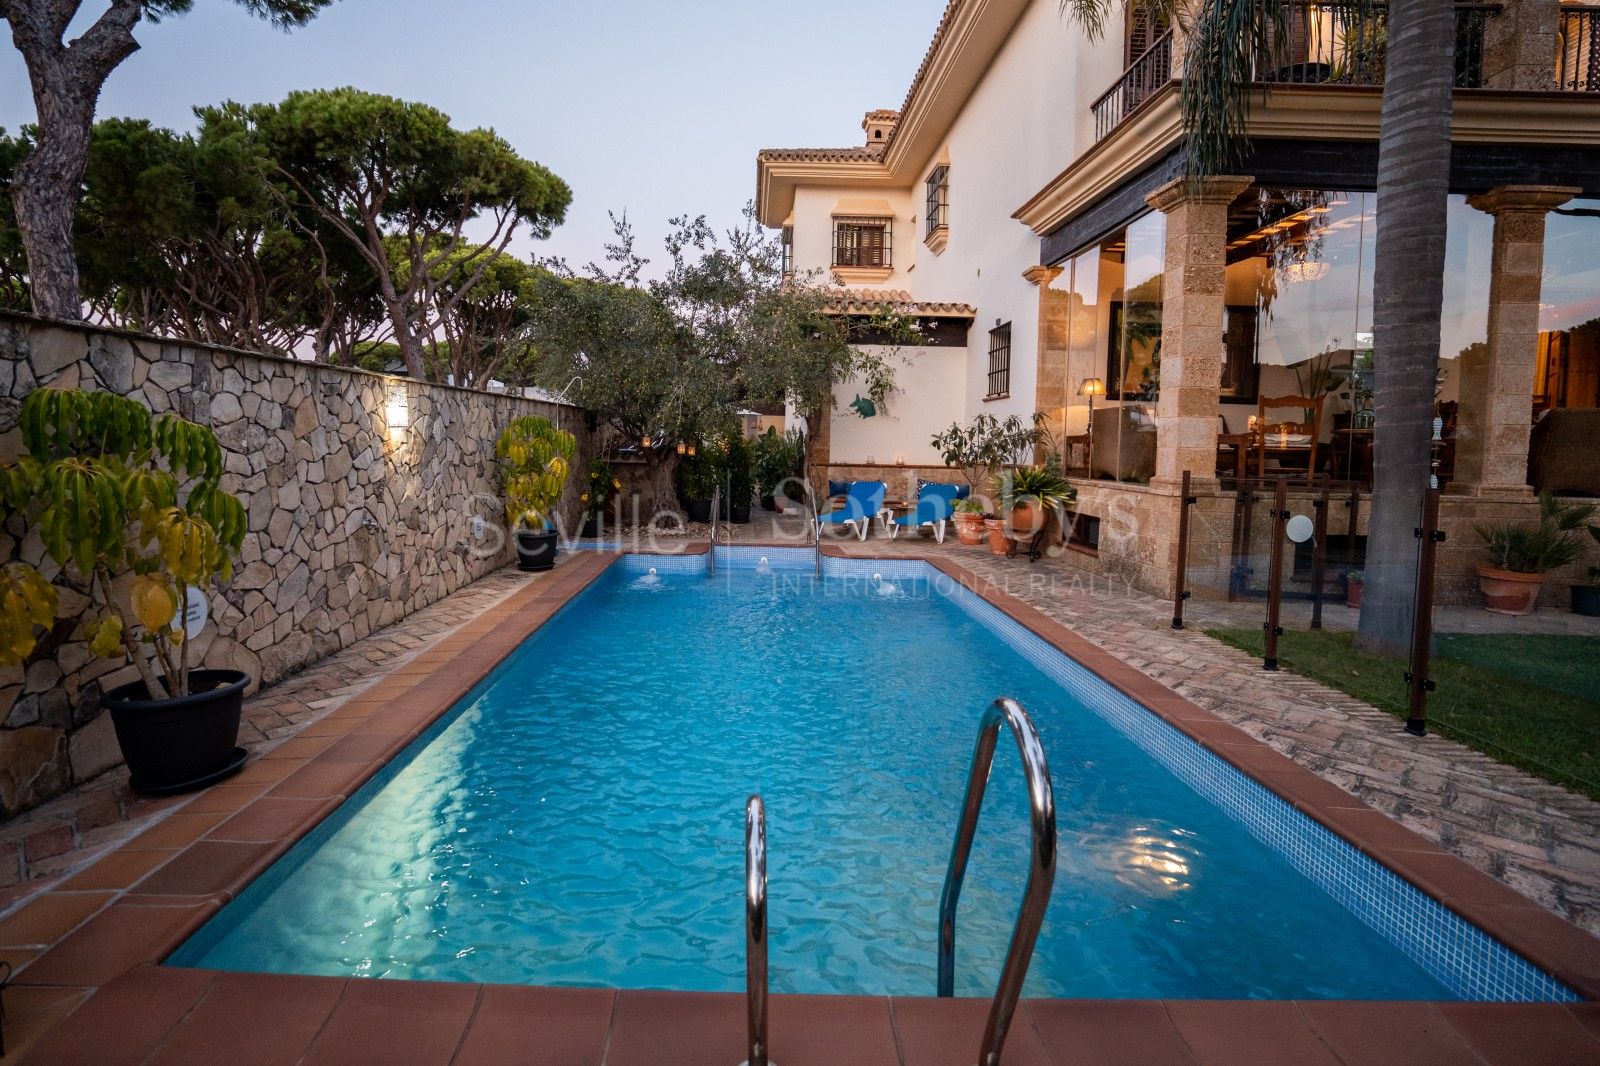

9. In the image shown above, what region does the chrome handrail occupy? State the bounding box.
[709,485,720,576]
[742,795,771,1066]
[938,697,1057,1066]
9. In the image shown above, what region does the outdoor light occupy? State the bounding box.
[677,442,687,456]
[641,434,651,449]
[385,383,410,434]
[687,443,697,457]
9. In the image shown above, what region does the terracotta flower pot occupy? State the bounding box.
[985,518,1011,556]
[953,511,985,546]
[1010,500,1048,538]
[1476,564,1544,616]
[1345,577,1363,609]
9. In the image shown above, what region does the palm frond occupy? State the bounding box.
[1181,0,1375,180]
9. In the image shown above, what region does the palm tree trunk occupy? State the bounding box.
[1353,0,1456,657]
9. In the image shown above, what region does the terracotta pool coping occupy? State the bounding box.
[3,546,1598,1063]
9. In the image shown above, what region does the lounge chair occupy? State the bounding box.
[816,480,886,541]
[890,482,960,543]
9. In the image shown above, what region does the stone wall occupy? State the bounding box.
[0,312,591,817]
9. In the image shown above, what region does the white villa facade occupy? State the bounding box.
[757,0,1600,603]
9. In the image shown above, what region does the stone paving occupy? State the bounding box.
[2,517,1596,944]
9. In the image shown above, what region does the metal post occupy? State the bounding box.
[1406,488,1445,737]
[1310,474,1330,631]
[1263,479,1288,671]
[1346,486,1362,572]
[1172,471,1195,629]
[709,486,720,577]
[938,698,1057,1066]
[742,795,770,1066]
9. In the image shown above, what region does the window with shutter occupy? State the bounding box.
[832,218,892,269]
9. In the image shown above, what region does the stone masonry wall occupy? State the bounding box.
[0,312,591,817]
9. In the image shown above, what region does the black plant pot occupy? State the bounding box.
[686,499,713,524]
[516,529,559,572]
[759,495,777,512]
[581,516,603,539]
[728,501,752,524]
[103,669,248,795]
[1573,584,1600,618]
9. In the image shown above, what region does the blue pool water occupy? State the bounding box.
[168,553,1567,1000]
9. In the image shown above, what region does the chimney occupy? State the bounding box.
[862,109,899,147]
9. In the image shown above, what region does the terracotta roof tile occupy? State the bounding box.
[822,288,976,318]
[755,144,887,165]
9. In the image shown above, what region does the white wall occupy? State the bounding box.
[828,344,967,466]
[782,0,1135,456]
[790,186,917,290]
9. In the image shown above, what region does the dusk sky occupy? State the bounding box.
[1,0,941,273]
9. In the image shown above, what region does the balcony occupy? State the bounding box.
[1560,4,1599,92]
[1090,2,1596,146]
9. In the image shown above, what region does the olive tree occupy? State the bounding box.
[0,0,335,319]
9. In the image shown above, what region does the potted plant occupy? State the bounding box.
[722,434,754,524]
[1,387,249,794]
[676,445,718,523]
[499,415,576,572]
[1573,526,1600,618]
[952,498,986,545]
[753,428,786,512]
[1473,493,1596,616]
[1344,570,1364,609]
[931,412,1048,513]
[1002,464,1076,542]
[579,459,619,538]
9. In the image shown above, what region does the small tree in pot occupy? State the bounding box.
[932,412,1047,549]
[1,387,248,794]
[499,415,576,572]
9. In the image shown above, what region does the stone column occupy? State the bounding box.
[1145,175,1254,491]
[1454,184,1579,498]
[1024,264,1067,461]
[1482,0,1560,90]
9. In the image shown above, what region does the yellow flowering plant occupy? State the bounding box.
[0,388,246,698]
[496,415,576,531]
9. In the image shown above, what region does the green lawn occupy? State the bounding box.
[1205,628,1600,801]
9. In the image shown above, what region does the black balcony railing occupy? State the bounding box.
[1248,2,1500,89]
[1558,5,1600,92]
[1089,3,1517,144]
[1091,30,1173,143]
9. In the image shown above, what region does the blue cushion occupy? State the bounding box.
[828,479,850,497]
[919,479,969,500]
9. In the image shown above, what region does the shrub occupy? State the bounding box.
[498,416,575,531]
[1474,493,1597,574]
[0,388,246,697]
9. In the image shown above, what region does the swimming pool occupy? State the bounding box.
[169,549,1576,1002]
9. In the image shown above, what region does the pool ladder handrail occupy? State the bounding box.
[709,485,720,577]
[743,794,772,1066]
[938,697,1058,1066]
